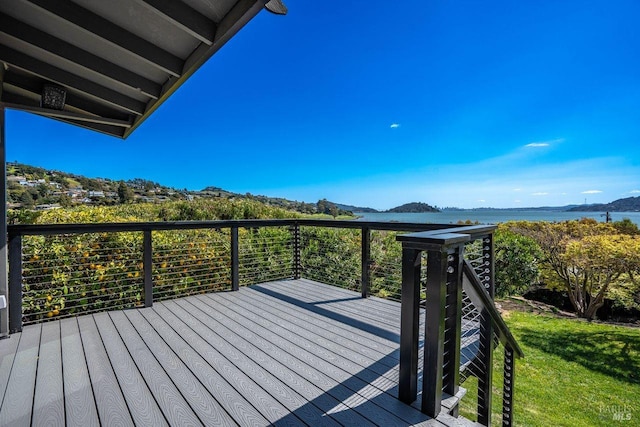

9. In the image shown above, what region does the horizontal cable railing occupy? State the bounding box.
[152,228,231,301]
[9,220,456,331]
[20,232,144,325]
[238,226,293,286]
[369,229,405,301]
[300,225,362,292]
[8,219,522,424]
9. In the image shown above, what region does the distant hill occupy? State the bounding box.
[333,203,379,213]
[6,162,356,216]
[567,196,640,212]
[387,202,440,213]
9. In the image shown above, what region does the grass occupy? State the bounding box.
[459,301,640,426]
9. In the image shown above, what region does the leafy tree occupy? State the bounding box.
[36,183,49,198]
[117,181,135,204]
[506,219,640,319]
[20,191,35,208]
[58,193,73,208]
[562,234,640,319]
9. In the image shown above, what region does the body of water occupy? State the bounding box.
[354,210,640,226]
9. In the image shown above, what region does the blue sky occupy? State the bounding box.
[6,0,640,209]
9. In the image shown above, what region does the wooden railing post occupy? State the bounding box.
[231,226,239,291]
[8,232,23,333]
[143,230,153,307]
[399,247,421,403]
[422,247,448,416]
[397,230,471,417]
[291,222,301,279]
[361,227,371,298]
[442,245,464,415]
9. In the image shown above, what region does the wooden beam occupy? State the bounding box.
[124,0,267,138]
[55,118,126,138]
[2,71,131,122]
[26,0,183,77]
[0,45,146,115]
[0,13,161,99]
[134,0,216,45]
[2,102,132,128]
[213,0,268,47]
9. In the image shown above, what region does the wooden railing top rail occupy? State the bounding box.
[396,224,497,248]
[8,218,467,236]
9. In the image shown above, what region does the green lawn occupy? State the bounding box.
[460,305,640,426]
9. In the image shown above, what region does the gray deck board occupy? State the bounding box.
[107,310,202,426]
[0,323,41,427]
[219,285,431,425]
[77,315,133,426]
[0,279,477,427]
[295,278,405,321]
[91,312,167,427]
[171,298,341,427]
[60,317,99,427]
[0,330,20,414]
[185,295,377,427]
[260,279,411,334]
[139,307,271,427]
[122,309,237,427]
[32,321,64,427]
[199,290,428,426]
[152,302,300,427]
[226,288,401,367]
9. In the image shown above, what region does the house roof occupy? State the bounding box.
[0,0,286,138]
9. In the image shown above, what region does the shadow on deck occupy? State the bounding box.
[0,279,480,427]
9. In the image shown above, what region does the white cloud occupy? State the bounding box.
[512,188,522,192]
[531,192,548,196]
[390,123,400,129]
[525,143,549,148]
[630,190,640,194]
[581,190,602,194]
[477,199,486,203]
[525,138,564,148]
[514,199,521,203]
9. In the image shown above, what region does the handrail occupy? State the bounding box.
[462,260,524,358]
[7,218,461,236]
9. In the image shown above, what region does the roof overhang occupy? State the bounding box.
[0,0,286,138]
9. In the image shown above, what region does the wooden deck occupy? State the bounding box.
[0,279,477,427]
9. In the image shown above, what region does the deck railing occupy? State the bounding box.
[397,225,524,426]
[7,219,522,425]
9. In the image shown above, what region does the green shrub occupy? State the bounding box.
[494,228,543,297]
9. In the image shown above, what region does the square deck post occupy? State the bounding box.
[231,226,239,291]
[361,227,371,298]
[399,247,421,403]
[0,107,7,337]
[143,230,153,307]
